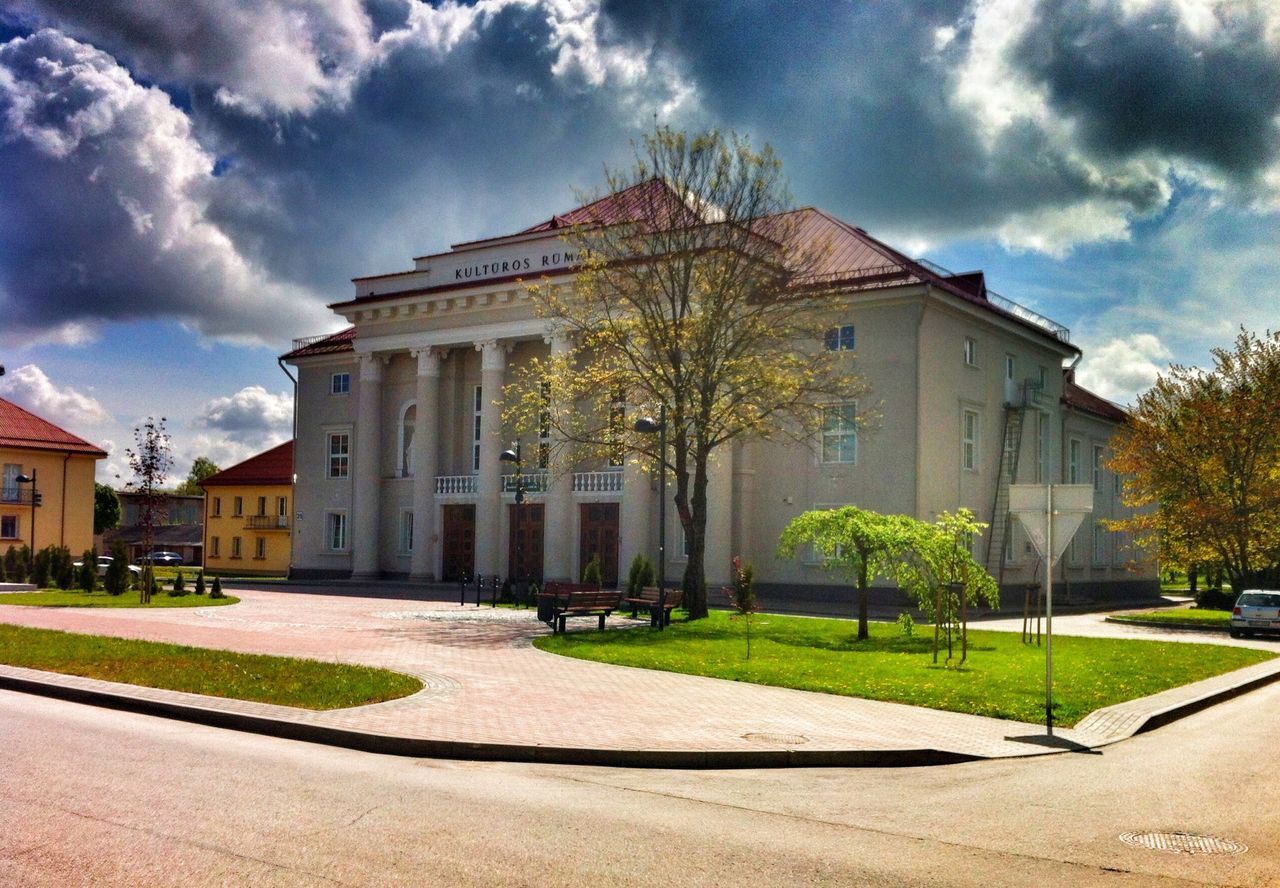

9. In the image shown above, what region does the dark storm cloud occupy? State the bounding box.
[1015,1,1280,178]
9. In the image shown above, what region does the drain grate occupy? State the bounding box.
[1120,832,1247,855]
[742,732,809,745]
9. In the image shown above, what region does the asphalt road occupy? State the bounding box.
[2,682,1277,887]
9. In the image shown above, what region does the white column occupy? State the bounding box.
[541,332,574,581]
[351,353,383,579]
[703,448,735,588]
[410,347,442,581]
[475,339,508,576]
[618,454,652,586]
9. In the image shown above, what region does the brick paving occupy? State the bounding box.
[1,587,1276,762]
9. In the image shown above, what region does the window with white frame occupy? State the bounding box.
[212,496,221,517]
[210,536,220,558]
[673,523,691,561]
[254,537,266,559]
[3,464,21,501]
[233,496,243,517]
[1092,522,1108,565]
[1068,438,1082,484]
[824,324,855,351]
[1114,472,1122,496]
[1004,354,1015,381]
[1035,412,1047,483]
[400,402,416,477]
[964,337,977,366]
[328,432,350,479]
[257,495,266,516]
[277,496,288,519]
[1092,444,1104,492]
[330,372,350,395]
[821,402,858,464]
[472,386,483,473]
[231,536,242,559]
[400,510,414,554]
[962,409,980,471]
[1,515,17,539]
[326,512,348,551]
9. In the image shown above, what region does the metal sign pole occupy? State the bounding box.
[1045,482,1054,736]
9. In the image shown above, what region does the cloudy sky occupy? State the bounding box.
[0,0,1277,484]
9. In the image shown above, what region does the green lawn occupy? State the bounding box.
[534,611,1274,726]
[0,589,239,608]
[1110,609,1232,629]
[0,624,421,709]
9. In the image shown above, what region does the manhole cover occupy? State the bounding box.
[742,732,809,746]
[1120,832,1247,855]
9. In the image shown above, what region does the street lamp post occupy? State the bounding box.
[633,405,667,629]
[15,469,37,573]
[499,441,525,597]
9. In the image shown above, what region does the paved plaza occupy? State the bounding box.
[1,587,1277,766]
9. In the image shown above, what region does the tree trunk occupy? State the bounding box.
[856,556,869,640]
[682,451,711,619]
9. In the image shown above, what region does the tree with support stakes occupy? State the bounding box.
[123,416,172,604]
[508,125,869,619]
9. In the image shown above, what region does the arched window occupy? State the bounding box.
[400,403,416,477]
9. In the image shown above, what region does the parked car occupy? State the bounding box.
[1229,590,1280,638]
[73,555,143,578]
[140,551,184,566]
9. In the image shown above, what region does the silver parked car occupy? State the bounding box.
[73,555,143,579]
[1229,590,1280,638]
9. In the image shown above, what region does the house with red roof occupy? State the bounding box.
[1,397,107,561]
[281,181,1155,602]
[200,441,294,576]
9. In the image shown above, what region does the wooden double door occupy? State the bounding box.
[578,502,619,587]
[441,504,475,581]
[507,503,544,582]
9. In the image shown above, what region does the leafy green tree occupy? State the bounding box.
[509,125,869,619]
[725,556,759,659]
[78,548,98,593]
[778,507,920,640]
[94,483,121,536]
[124,416,173,604]
[1108,329,1280,592]
[176,456,220,496]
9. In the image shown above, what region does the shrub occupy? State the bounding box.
[31,547,52,589]
[627,553,656,597]
[103,540,132,596]
[54,546,75,590]
[78,548,98,593]
[1195,586,1236,610]
[897,611,916,637]
[2,545,21,582]
[195,572,206,595]
[210,576,225,599]
[173,570,185,594]
[582,554,603,588]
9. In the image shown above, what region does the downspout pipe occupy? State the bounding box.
[61,452,70,547]
[278,357,298,578]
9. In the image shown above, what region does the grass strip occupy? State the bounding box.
[534,611,1274,727]
[0,589,239,608]
[0,624,422,710]
[1110,609,1231,629]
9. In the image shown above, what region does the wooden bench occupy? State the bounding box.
[538,583,621,633]
[625,586,683,628]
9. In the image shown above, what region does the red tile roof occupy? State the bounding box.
[281,327,356,360]
[519,177,701,233]
[0,397,107,457]
[200,440,294,487]
[1062,377,1129,423]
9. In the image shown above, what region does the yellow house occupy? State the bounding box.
[1,397,106,560]
[200,441,293,576]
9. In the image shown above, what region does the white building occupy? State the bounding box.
[283,183,1156,601]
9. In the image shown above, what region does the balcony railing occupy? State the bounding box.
[0,489,39,506]
[245,515,290,530]
[573,469,624,493]
[502,472,549,494]
[436,475,478,495]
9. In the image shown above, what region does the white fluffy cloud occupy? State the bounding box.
[196,385,293,442]
[1076,333,1173,404]
[0,363,112,429]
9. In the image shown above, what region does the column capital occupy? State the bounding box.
[542,330,574,355]
[358,352,384,382]
[411,347,443,378]
[475,339,512,371]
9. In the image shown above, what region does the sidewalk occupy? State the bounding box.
[2,587,1277,768]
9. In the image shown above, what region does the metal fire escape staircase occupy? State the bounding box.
[984,383,1031,585]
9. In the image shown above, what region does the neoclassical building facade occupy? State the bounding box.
[283,185,1156,599]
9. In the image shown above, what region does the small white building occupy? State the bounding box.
[283,184,1156,602]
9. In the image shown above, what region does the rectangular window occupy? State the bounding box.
[1092,445,1104,492]
[326,512,348,551]
[1004,354,1015,380]
[962,409,979,471]
[1093,522,1108,566]
[210,536,220,558]
[1038,365,1048,389]
[964,337,977,366]
[257,495,267,516]
[824,324,855,351]
[233,496,243,517]
[400,510,414,554]
[0,515,17,539]
[231,536,242,559]
[3,464,21,502]
[212,496,221,517]
[254,537,266,560]
[472,386,483,473]
[821,403,858,464]
[1114,472,1122,496]
[277,496,287,517]
[331,372,350,395]
[1068,438,1082,484]
[328,432,350,479]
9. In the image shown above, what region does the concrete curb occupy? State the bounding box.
[1132,664,1280,736]
[0,672,980,769]
[1103,616,1228,633]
